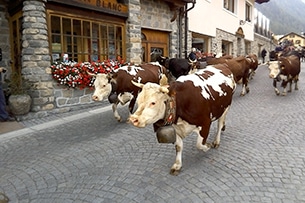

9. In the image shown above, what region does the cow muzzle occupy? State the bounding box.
[92,95,99,101]
[269,74,275,79]
[129,115,144,128]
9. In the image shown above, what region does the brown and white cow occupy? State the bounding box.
[267,55,300,96]
[207,55,250,96]
[246,54,259,80]
[91,62,167,121]
[129,64,236,175]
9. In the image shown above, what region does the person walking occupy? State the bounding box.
[261,48,267,63]
[0,67,15,122]
[188,47,197,61]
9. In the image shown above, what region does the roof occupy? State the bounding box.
[279,32,305,41]
[255,0,270,4]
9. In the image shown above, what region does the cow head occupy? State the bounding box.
[129,81,169,128]
[267,61,280,79]
[91,73,112,101]
[156,55,169,68]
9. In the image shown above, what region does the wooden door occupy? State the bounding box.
[141,29,169,62]
[9,11,23,74]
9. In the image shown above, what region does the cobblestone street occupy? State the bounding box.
[0,63,305,203]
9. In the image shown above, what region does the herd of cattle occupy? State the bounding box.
[89,50,301,175]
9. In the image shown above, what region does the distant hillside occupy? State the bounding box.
[255,0,305,35]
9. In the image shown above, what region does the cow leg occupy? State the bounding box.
[170,120,196,175]
[240,77,249,96]
[295,77,299,90]
[112,102,122,122]
[128,97,137,113]
[170,135,183,175]
[273,79,280,95]
[213,107,230,148]
[195,122,212,152]
[281,80,288,96]
[288,80,293,93]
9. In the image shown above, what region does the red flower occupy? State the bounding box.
[50,58,125,89]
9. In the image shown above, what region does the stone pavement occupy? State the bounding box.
[0,63,305,203]
[0,101,108,135]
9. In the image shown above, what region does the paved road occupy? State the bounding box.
[0,63,305,203]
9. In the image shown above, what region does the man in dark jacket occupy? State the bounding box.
[261,48,267,63]
[188,48,197,61]
[0,67,15,122]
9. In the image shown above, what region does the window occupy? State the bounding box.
[245,2,252,22]
[49,14,125,62]
[224,0,235,13]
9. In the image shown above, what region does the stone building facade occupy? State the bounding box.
[0,0,273,120]
[0,0,190,120]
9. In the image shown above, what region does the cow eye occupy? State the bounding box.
[151,102,156,105]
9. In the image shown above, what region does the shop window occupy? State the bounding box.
[49,14,125,62]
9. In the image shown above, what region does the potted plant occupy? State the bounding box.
[6,72,32,115]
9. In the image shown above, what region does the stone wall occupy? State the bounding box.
[213,29,238,56]
[22,0,53,117]
[0,3,11,72]
[253,33,275,62]
[126,0,141,64]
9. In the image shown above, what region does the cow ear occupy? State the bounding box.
[131,80,144,88]
[108,72,116,79]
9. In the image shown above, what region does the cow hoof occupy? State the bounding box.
[221,125,226,131]
[246,88,250,93]
[170,168,181,176]
[212,142,220,148]
[240,93,245,96]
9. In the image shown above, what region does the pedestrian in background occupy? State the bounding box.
[261,48,267,63]
[0,67,15,122]
[188,47,197,61]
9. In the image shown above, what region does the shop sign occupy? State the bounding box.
[73,0,128,13]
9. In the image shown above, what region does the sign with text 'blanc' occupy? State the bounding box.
[74,0,128,13]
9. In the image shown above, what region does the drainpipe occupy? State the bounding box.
[184,0,196,59]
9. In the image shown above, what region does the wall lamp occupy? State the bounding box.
[239,20,246,25]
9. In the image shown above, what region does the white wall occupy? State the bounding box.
[188,0,255,41]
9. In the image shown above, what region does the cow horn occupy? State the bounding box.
[159,86,169,93]
[131,80,144,88]
[87,71,97,77]
[188,58,197,65]
[159,74,168,86]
